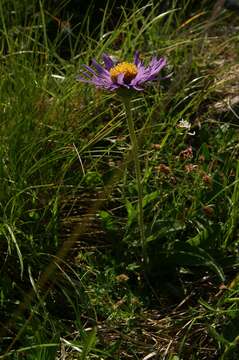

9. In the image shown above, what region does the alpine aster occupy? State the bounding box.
[78,52,166,91]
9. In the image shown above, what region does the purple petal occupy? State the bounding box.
[90,74,117,90]
[131,57,167,85]
[77,76,94,84]
[146,58,167,81]
[130,64,147,86]
[79,71,92,78]
[102,53,114,70]
[91,59,109,76]
[149,57,167,72]
[134,51,141,66]
[109,84,120,91]
[82,61,111,80]
[117,73,125,85]
[82,64,97,75]
[148,56,158,68]
[155,57,167,70]
[131,85,144,91]
[116,73,130,88]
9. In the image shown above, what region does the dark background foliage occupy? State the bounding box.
[1,0,218,58]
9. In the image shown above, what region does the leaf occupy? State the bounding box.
[187,227,208,247]
[142,190,160,208]
[125,198,137,227]
[99,210,117,231]
[4,224,24,279]
[171,241,225,281]
[81,327,97,360]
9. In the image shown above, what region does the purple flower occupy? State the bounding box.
[78,52,166,91]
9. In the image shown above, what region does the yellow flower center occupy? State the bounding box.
[109,62,138,83]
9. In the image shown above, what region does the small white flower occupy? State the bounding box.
[177,119,195,136]
[177,119,191,129]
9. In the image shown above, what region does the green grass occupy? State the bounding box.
[0,0,239,359]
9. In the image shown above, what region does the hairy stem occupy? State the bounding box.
[121,96,147,265]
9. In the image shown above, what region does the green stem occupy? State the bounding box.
[121,96,147,264]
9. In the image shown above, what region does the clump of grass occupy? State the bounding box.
[0,0,239,359]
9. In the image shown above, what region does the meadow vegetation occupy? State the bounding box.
[0,0,239,359]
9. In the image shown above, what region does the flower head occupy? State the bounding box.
[78,52,166,91]
[179,146,193,160]
[177,119,191,130]
[177,119,195,136]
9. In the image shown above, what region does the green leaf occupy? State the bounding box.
[125,198,137,227]
[81,327,97,360]
[142,190,160,208]
[99,210,117,231]
[171,241,225,281]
